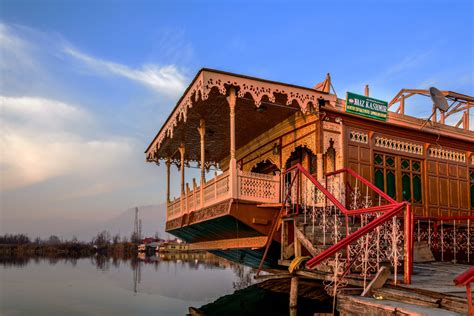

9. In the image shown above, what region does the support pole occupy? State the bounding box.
[198,119,206,207]
[227,87,238,198]
[316,153,324,182]
[165,157,171,204]
[364,84,369,97]
[404,203,412,285]
[400,95,405,114]
[289,276,299,312]
[179,143,186,196]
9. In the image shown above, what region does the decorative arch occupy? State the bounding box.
[250,159,280,175]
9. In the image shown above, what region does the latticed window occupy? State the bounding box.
[470,169,474,209]
[374,152,396,199]
[401,158,422,204]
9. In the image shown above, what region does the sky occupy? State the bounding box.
[0,0,473,239]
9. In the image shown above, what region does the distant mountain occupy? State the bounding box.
[68,204,172,242]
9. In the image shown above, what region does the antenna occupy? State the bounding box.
[420,87,450,129]
[429,87,449,111]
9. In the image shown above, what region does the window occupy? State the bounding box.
[374,152,396,199]
[401,158,422,204]
[470,169,474,209]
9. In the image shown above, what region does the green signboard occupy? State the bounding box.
[346,92,388,121]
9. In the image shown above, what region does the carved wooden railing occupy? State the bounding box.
[238,170,280,203]
[166,170,280,221]
[414,215,474,264]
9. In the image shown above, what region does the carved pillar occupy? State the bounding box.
[317,153,324,181]
[227,87,238,197]
[179,143,186,196]
[198,119,206,207]
[165,157,171,204]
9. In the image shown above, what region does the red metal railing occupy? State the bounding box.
[414,215,473,264]
[454,266,474,316]
[257,164,413,286]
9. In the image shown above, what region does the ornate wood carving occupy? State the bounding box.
[242,142,280,171]
[428,147,466,163]
[187,199,232,225]
[374,136,423,155]
[147,70,334,159]
[349,130,369,144]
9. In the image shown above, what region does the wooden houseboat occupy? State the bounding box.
[145,68,473,273]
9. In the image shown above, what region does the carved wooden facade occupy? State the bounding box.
[145,68,473,232]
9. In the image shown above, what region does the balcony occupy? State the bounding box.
[167,170,280,221]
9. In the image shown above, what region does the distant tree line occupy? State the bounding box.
[0,230,159,259]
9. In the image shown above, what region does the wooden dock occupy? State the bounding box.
[257,262,471,315]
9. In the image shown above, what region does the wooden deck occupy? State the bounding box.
[399,262,471,298]
[257,262,471,315]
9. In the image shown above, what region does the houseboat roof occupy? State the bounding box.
[145,68,473,165]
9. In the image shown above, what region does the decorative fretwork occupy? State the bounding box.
[428,147,466,162]
[148,70,334,157]
[284,165,407,297]
[238,171,280,202]
[243,142,280,171]
[415,218,473,264]
[374,136,423,155]
[349,131,368,144]
[281,133,316,166]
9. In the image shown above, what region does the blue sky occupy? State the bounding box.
[1,0,472,238]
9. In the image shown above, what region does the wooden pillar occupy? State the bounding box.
[364,84,369,97]
[400,95,405,114]
[227,87,238,198]
[317,153,324,181]
[289,276,299,311]
[179,143,186,196]
[198,119,206,207]
[165,157,171,204]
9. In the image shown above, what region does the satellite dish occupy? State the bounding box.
[429,87,449,112]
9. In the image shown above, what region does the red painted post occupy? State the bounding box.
[467,283,473,316]
[404,203,412,285]
[295,171,299,215]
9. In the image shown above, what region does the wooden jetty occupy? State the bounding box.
[145,68,473,315]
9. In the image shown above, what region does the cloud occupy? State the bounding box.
[0,96,135,192]
[63,45,187,97]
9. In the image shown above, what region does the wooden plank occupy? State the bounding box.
[187,236,267,250]
[361,266,390,297]
[337,294,462,316]
[294,225,319,256]
[413,242,435,262]
[373,288,440,308]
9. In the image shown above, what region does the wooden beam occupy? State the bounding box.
[187,236,268,251]
[294,225,319,256]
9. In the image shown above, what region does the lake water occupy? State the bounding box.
[0,253,256,316]
[1,253,331,315]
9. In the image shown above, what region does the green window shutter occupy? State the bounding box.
[402,173,411,202]
[386,170,396,199]
[413,174,422,203]
[375,168,384,191]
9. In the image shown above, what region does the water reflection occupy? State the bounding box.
[0,253,329,315]
[0,252,258,316]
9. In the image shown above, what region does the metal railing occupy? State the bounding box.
[257,164,413,295]
[414,215,473,264]
[454,266,474,316]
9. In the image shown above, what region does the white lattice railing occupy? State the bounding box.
[166,170,281,221]
[237,170,280,203]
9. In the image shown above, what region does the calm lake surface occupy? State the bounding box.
[0,254,255,316]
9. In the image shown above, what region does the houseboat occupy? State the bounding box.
[145,68,473,273]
